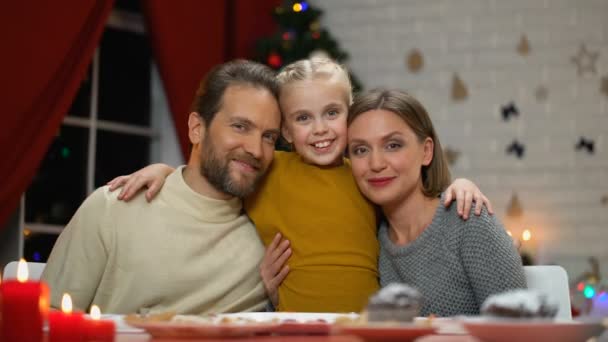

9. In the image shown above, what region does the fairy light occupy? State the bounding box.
[293,3,302,12]
[522,229,531,242]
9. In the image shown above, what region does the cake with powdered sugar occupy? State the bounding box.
[365,283,423,322]
[481,289,558,318]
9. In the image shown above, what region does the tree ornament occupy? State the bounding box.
[601,76,608,98]
[501,102,520,121]
[571,44,599,76]
[507,193,523,217]
[535,85,548,102]
[309,20,320,31]
[444,147,461,166]
[506,140,525,159]
[267,53,282,68]
[407,49,424,73]
[517,34,531,56]
[575,136,595,154]
[451,73,468,101]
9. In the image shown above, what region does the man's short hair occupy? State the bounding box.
[190,60,279,127]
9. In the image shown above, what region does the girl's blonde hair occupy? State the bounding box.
[276,58,353,105]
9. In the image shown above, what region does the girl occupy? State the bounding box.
[108,58,492,312]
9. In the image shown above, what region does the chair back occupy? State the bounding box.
[524,265,572,320]
[2,261,46,281]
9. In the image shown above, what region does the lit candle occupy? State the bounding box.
[49,293,84,341]
[84,305,115,341]
[0,259,50,342]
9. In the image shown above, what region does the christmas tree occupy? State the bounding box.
[255,0,363,91]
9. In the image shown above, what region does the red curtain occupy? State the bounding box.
[0,1,114,227]
[143,0,280,159]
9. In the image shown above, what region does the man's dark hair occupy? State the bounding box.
[190,59,279,127]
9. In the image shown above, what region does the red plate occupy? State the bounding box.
[334,324,436,342]
[128,321,279,338]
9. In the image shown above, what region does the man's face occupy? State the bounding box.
[199,85,281,198]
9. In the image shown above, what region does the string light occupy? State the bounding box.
[522,229,531,241]
[577,282,585,291]
[583,285,595,299]
[293,3,302,12]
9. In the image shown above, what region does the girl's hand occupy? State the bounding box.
[444,178,494,219]
[259,233,291,307]
[107,163,175,202]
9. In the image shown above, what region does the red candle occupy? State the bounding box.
[84,305,115,341]
[49,293,84,342]
[0,259,50,342]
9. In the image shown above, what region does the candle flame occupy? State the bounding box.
[90,305,101,320]
[17,258,29,282]
[61,293,73,314]
[522,229,531,241]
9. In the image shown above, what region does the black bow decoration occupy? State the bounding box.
[506,140,525,159]
[575,137,594,154]
[501,102,519,121]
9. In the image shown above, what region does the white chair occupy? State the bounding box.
[524,265,572,320]
[2,261,46,281]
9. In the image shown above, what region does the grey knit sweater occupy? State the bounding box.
[378,194,526,317]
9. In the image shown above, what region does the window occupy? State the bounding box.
[23,3,157,262]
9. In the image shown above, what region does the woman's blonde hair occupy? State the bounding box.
[276,58,353,105]
[348,88,451,198]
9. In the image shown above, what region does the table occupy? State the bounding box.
[111,333,481,342]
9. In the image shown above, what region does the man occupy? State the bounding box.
[41,60,282,314]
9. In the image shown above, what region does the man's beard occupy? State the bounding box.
[199,136,264,198]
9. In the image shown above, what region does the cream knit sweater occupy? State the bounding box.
[42,166,267,314]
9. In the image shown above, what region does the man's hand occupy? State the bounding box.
[260,233,291,307]
[444,178,494,220]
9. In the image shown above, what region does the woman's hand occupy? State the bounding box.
[259,233,291,307]
[107,163,175,202]
[444,178,494,219]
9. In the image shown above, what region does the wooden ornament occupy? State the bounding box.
[451,73,468,101]
[444,147,461,166]
[507,193,523,218]
[535,85,548,102]
[571,44,599,76]
[407,49,424,73]
[601,76,608,98]
[517,34,531,56]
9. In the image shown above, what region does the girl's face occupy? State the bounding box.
[347,109,434,207]
[279,78,349,166]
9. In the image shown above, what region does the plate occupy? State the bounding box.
[333,324,436,341]
[461,317,605,342]
[127,320,279,338]
[218,312,360,334]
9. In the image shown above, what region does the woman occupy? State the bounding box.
[346,88,526,316]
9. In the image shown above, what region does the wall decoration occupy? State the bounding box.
[444,147,461,166]
[535,85,548,102]
[506,140,525,159]
[601,76,608,98]
[407,49,424,73]
[451,73,468,101]
[501,102,520,121]
[517,34,530,56]
[575,136,595,154]
[507,193,523,217]
[571,44,599,76]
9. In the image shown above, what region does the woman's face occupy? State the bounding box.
[348,109,434,207]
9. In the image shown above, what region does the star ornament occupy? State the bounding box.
[571,44,599,76]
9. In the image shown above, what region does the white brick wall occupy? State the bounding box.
[312,0,608,280]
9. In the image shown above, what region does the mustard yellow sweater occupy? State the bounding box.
[246,151,379,312]
[42,166,267,314]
